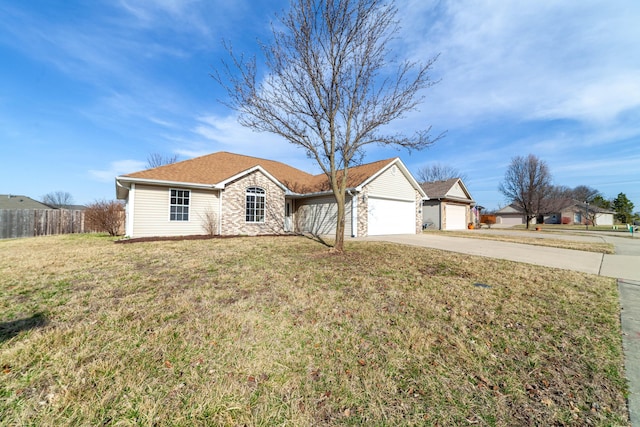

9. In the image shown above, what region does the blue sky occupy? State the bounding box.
[1,0,639,211]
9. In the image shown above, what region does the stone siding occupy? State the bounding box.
[357,189,369,237]
[220,171,285,235]
[415,189,423,233]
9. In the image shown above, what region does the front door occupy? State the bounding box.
[284,200,292,232]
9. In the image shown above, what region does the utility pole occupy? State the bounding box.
[585,200,589,230]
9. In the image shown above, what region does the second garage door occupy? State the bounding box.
[445,204,467,230]
[498,215,525,226]
[368,197,415,235]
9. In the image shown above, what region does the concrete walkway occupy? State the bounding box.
[361,231,640,426]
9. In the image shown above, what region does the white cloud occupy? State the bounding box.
[117,0,212,36]
[397,0,640,127]
[193,113,290,153]
[89,160,147,182]
[187,113,322,172]
[533,74,640,123]
[115,0,270,41]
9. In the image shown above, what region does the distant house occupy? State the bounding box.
[0,194,52,210]
[420,178,475,230]
[540,200,615,226]
[495,204,533,226]
[496,200,615,226]
[115,151,427,239]
[64,204,87,211]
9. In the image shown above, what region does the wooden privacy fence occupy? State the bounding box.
[0,209,93,239]
[480,214,496,224]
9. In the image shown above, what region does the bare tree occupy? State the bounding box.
[570,185,600,203]
[548,185,572,199]
[147,153,179,169]
[498,154,552,229]
[543,185,575,215]
[42,191,74,209]
[84,200,125,236]
[416,163,467,183]
[213,0,441,252]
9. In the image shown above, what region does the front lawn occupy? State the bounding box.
[0,234,629,426]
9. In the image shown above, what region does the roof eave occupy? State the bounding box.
[290,188,358,199]
[115,176,220,198]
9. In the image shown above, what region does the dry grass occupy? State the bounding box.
[0,234,629,426]
[429,230,615,254]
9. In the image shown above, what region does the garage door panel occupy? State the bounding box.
[445,205,466,230]
[499,216,523,225]
[368,198,415,235]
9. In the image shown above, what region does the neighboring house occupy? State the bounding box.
[496,200,615,226]
[115,151,427,238]
[540,200,615,226]
[0,194,52,209]
[495,204,533,226]
[420,178,475,230]
[65,204,87,211]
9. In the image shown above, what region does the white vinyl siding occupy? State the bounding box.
[368,198,415,235]
[296,195,352,237]
[365,165,416,200]
[449,182,467,199]
[131,185,219,237]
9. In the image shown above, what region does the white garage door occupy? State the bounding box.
[368,198,415,235]
[445,204,467,230]
[595,213,613,226]
[498,215,524,226]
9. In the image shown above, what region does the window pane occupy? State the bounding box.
[246,187,265,223]
[170,189,190,221]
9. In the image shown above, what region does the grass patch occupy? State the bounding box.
[0,234,628,426]
[511,224,634,234]
[428,230,615,254]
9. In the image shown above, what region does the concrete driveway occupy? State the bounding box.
[361,230,640,426]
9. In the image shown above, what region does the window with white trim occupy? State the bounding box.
[170,189,190,221]
[246,187,265,223]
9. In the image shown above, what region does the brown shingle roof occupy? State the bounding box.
[0,195,52,209]
[420,178,459,199]
[123,151,396,194]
